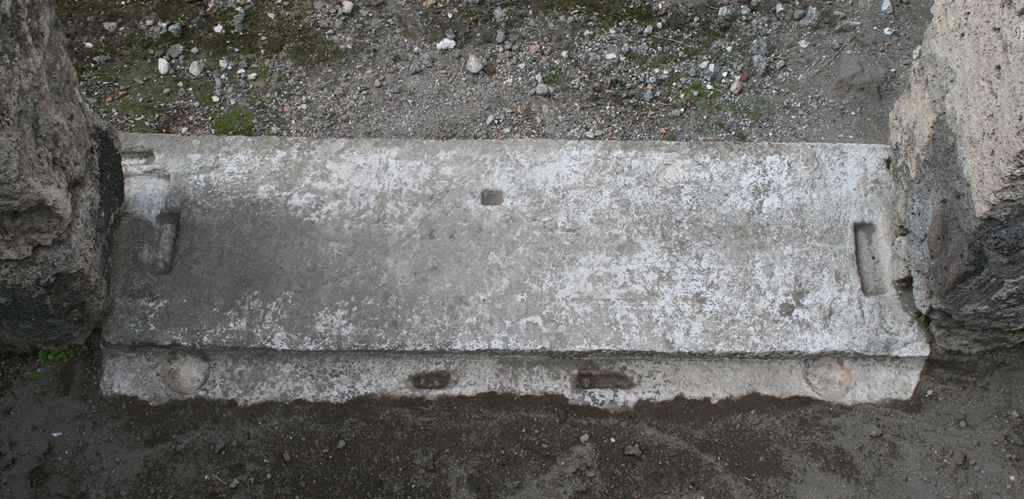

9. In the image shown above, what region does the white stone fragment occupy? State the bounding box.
[188,60,204,77]
[465,54,484,74]
[436,38,456,50]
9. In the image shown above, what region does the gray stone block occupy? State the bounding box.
[101,134,928,406]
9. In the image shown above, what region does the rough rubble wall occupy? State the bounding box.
[890,0,1024,352]
[0,0,124,351]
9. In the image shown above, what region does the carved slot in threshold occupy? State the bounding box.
[410,370,451,390]
[576,369,635,389]
[122,150,155,166]
[151,212,180,276]
[854,222,885,296]
[480,189,504,206]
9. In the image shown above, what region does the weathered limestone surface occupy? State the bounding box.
[0,0,124,351]
[890,0,1024,352]
[101,134,930,406]
[108,135,929,355]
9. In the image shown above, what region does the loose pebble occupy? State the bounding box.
[166,44,184,58]
[436,38,456,51]
[730,79,743,95]
[188,60,204,77]
[465,54,484,74]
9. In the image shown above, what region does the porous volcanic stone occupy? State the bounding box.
[889,0,1024,352]
[0,0,124,351]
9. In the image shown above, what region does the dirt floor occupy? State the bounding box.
[5,0,1024,497]
[2,336,1024,497]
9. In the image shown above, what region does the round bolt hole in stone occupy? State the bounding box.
[160,352,211,395]
[803,357,853,401]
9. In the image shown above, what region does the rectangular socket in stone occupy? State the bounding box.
[854,222,886,296]
[410,370,451,389]
[576,369,635,389]
[480,189,504,206]
[151,212,180,276]
[121,150,155,166]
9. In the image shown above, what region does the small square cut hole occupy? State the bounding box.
[480,189,504,206]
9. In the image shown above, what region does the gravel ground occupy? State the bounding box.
[60,0,928,143]
[7,1,1024,497]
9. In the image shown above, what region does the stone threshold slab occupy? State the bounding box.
[106,134,928,361]
[101,347,926,408]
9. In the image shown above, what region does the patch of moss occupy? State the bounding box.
[544,72,567,85]
[730,97,773,123]
[531,0,670,29]
[685,81,724,115]
[56,0,347,73]
[213,106,257,136]
[38,346,88,364]
[622,51,645,64]
[650,52,674,67]
[681,25,724,58]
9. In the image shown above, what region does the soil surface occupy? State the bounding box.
[59,0,928,144]
[3,337,1024,497]
[6,0,1024,497]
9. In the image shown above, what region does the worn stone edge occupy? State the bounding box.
[101,346,926,408]
[120,132,892,155]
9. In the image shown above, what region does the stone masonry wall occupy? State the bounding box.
[890,0,1024,352]
[0,0,124,351]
